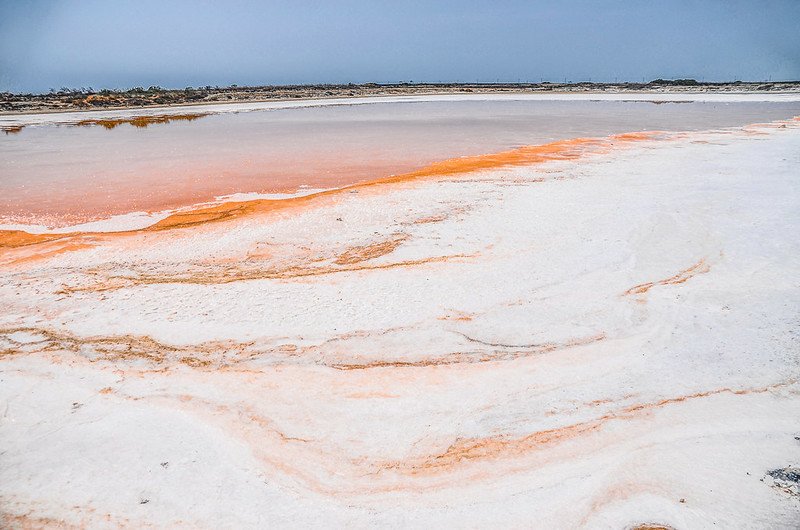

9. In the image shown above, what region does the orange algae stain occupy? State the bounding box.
[741,116,800,134]
[0,512,83,530]
[438,310,476,322]
[180,356,213,368]
[0,132,660,253]
[384,382,788,475]
[334,234,408,265]
[0,502,138,528]
[413,214,449,224]
[380,136,608,183]
[3,241,96,265]
[623,258,710,297]
[0,201,267,251]
[0,230,72,249]
[145,201,261,230]
[59,252,476,293]
[0,325,259,368]
[141,185,354,233]
[610,131,664,142]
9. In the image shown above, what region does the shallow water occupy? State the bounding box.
[2,99,799,226]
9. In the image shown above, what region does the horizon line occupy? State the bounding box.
[5,79,800,97]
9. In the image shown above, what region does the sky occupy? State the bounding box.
[1,0,799,93]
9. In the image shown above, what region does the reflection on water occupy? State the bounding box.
[74,113,209,130]
[2,99,799,226]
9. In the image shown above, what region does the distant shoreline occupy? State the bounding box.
[3,81,799,115]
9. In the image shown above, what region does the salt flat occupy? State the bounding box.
[1,118,799,528]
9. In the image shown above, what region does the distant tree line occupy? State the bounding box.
[648,79,699,86]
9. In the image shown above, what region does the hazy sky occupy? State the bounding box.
[1,0,799,93]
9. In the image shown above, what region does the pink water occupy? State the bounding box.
[2,99,798,226]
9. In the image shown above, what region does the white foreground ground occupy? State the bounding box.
[1,119,799,528]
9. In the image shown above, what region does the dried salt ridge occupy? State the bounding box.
[1,117,800,528]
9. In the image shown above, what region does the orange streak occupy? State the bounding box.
[624,258,710,296]
[0,230,68,248]
[334,234,408,265]
[382,382,790,475]
[56,252,476,293]
[4,241,97,265]
[0,132,659,252]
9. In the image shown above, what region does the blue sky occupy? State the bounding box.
[1,0,799,93]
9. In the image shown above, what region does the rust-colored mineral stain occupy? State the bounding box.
[610,131,663,141]
[384,382,788,475]
[57,252,476,293]
[413,214,449,224]
[3,241,96,265]
[0,230,73,249]
[438,310,476,322]
[624,258,710,296]
[0,512,83,530]
[334,234,408,265]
